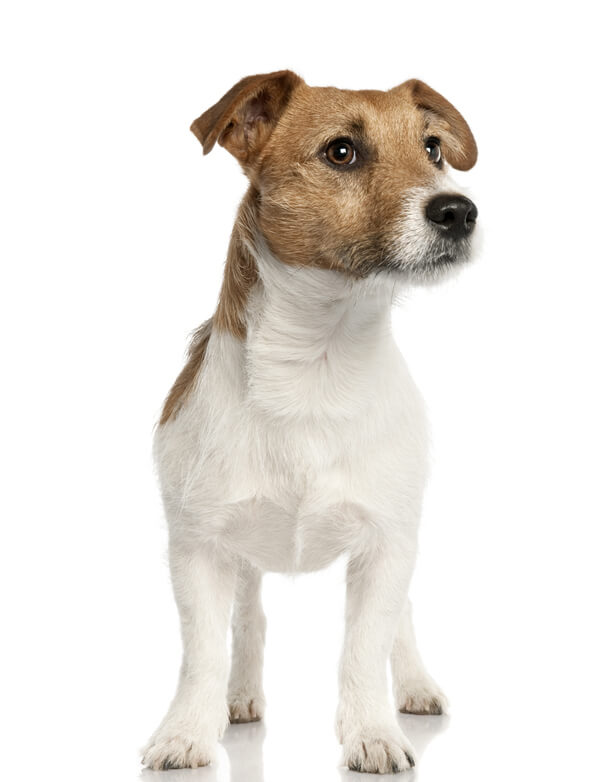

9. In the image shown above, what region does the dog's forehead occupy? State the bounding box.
[279,83,422,144]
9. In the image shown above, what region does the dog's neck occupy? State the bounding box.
[240,236,398,419]
[250,243,395,349]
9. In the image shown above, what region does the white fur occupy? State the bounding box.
[143,187,465,773]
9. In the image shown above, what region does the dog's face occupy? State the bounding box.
[192,71,478,282]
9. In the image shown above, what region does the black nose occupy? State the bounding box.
[425,194,478,240]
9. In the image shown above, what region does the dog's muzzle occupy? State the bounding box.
[425,194,478,241]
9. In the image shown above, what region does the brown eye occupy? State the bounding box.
[425,137,442,165]
[326,138,356,166]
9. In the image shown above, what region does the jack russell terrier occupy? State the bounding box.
[142,70,478,774]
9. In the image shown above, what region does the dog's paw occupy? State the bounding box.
[228,692,265,723]
[343,724,415,774]
[141,731,216,770]
[396,677,448,715]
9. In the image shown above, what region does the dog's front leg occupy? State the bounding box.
[337,542,416,774]
[142,543,235,770]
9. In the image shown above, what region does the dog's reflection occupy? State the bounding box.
[223,720,266,780]
[140,713,447,782]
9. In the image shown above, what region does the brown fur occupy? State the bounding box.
[190,70,302,162]
[159,71,477,425]
[213,189,259,338]
[397,79,477,170]
[159,318,213,425]
[256,83,436,276]
[159,193,260,425]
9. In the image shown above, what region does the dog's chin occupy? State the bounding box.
[340,227,477,285]
[356,247,472,287]
[397,248,472,286]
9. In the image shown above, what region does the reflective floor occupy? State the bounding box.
[139,712,450,782]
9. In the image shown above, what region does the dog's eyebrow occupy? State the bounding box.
[322,119,366,140]
[348,119,366,136]
[343,120,375,161]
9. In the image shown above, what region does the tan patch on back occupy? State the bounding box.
[159,317,213,425]
[159,192,259,426]
[214,188,259,338]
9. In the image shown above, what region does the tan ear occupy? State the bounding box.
[396,79,477,171]
[190,70,303,163]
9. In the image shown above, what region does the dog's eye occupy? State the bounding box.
[325,138,356,166]
[425,137,442,165]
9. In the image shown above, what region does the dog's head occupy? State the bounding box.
[191,70,478,282]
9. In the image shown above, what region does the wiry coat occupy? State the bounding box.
[143,70,477,774]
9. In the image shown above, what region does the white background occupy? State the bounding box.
[1,1,599,781]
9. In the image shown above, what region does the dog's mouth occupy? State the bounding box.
[394,247,472,284]
[339,231,474,281]
[433,252,456,264]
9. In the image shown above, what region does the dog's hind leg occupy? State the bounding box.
[390,600,448,715]
[227,559,266,723]
[142,543,236,770]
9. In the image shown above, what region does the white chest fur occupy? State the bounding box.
[155,251,429,573]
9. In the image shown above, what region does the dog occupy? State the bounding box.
[142,70,478,774]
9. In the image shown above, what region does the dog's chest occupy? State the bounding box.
[216,409,378,572]
[157,265,428,573]
[179,352,423,573]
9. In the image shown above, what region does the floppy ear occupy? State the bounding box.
[396,79,477,171]
[190,70,303,164]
